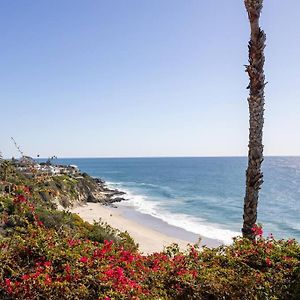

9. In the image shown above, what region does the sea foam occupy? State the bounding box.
[106,182,240,245]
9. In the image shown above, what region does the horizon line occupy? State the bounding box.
[30,155,300,159]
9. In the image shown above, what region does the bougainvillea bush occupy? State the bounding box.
[0,187,299,299]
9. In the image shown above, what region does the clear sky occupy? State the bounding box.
[0,1,299,158]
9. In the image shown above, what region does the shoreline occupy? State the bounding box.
[117,204,223,247]
[69,202,222,254]
[104,181,235,245]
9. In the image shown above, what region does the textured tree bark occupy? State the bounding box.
[242,0,266,239]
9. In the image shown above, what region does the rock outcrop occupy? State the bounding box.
[37,172,126,209]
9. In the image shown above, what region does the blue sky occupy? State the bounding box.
[0,1,299,158]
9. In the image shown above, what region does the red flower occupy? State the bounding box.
[5,278,12,294]
[44,274,52,285]
[104,269,114,277]
[79,256,88,263]
[190,270,198,278]
[251,224,263,237]
[120,250,134,263]
[15,195,27,203]
[44,261,52,267]
[115,266,124,277]
[21,274,30,280]
[177,269,188,276]
[32,271,41,278]
[5,278,11,286]
[68,239,81,247]
[23,186,31,194]
[265,257,272,267]
[37,220,44,227]
[65,264,71,273]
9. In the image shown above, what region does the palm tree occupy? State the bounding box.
[242,0,266,239]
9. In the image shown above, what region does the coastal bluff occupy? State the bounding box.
[0,158,126,209]
[38,173,126,209]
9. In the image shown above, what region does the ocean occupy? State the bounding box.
[51,157,300,244]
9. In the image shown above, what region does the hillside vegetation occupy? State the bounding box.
[0,164,299,299]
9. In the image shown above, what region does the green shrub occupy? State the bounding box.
[0,184,299,299]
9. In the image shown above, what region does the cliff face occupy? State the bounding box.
[1,161,127,209]
[37,172,126,208]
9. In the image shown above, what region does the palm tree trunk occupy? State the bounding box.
[242,0,266,239]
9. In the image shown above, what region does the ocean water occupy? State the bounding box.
[51,157,300,244]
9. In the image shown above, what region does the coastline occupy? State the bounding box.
[69,202,222,254]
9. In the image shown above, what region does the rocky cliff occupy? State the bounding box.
[37,172,126,208]
[0,162,126,209]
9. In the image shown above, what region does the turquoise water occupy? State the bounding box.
[51,157,300,244]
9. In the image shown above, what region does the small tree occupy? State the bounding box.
[0,161,12,182]
[0,151,4,180]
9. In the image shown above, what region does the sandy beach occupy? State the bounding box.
[69,203,198,254]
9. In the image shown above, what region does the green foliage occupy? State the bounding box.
[0,192,134,247]
[0,223,299,299]
[0,176,299,299]
[52,175,79,199]
[0,161,14,182]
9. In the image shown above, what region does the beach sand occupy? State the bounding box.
[69,203,221,254]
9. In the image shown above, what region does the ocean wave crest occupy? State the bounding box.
[106,182,240,245]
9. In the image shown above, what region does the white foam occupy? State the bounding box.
[107,181,163,189]
[106,181,124,186]
[106,182,241,244]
